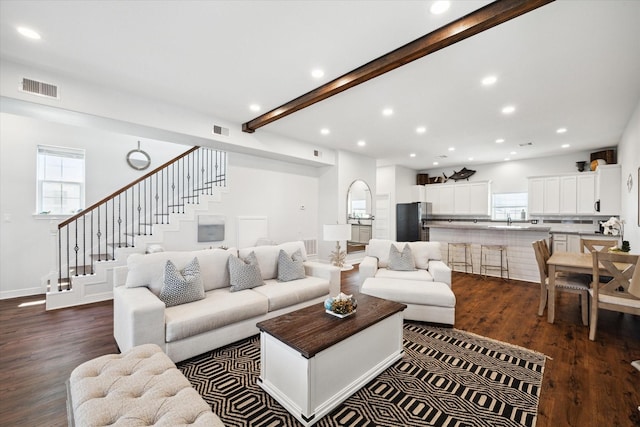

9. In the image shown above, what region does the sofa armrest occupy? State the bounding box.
[429,260,452,287]
[113,285,165,353]
[303,261,341,296]
[112,266,128,287]
[358,256,379,289]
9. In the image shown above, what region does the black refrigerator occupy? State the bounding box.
[396,202,431,242]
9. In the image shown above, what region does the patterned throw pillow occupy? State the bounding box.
[159,257,205,307]
[277,249,305,282]
[228,252,265,292]
[388,243,416,271]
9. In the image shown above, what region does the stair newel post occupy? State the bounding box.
[58,228,62,291]
[82,215,86,275]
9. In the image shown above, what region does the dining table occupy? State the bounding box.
[546,251,634,323]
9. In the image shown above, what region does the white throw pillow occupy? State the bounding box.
[388,244,416,271]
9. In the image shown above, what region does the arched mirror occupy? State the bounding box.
[346,180,373,253]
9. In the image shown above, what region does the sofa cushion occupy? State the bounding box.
[388,244,416,271]
[164,288,269,342]
[239,241,308,280]
[252,276,329,311]
[366,239,442,269]
[228,252,264,292]
[159,258,205,307]
[375,268,434,281]
[361,278,455,308]
[125,248,236,295]
[277,249,305,282]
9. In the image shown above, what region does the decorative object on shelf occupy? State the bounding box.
[576,161,587,172]
[442,167,476,182]
[126,140,151,170]
[324,292,357,318]
[627,172,633,193]
[601,217,624,241]
[590,158,606,171]
[323,223,351,267]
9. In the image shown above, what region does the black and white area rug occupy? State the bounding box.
[178,323,546,427]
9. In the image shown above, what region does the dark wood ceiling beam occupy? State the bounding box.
[242,0,554,133]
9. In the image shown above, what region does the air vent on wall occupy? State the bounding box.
[19,77,59,99]
[212,124,230,136]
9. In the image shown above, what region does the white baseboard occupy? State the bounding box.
[0,287,45,300]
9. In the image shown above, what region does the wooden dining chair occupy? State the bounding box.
[589,251,640,341]
[532,239,590,325]
[580,238,617,253]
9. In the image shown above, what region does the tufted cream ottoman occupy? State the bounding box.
[67,343,223,426]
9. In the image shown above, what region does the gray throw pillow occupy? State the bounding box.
[228,252,265,292]
[388,244,416,271]
[159,257,205,307]
[277,249,305,282]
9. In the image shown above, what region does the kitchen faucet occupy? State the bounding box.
[507,214,512,226]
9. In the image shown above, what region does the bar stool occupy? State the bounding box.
[448,242,473,273]
[480,245,509,280]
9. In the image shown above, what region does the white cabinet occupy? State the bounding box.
[425,181,490,216]
[595,164,621,216]
[544,177,560,214]
[576,174,596,214]
[559,176,577,214]
[411,185,426,202]
[528,178,544,214]
[350,225,372,244]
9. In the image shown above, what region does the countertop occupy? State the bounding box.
[426,223,551,232]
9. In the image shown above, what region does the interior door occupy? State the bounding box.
[375,194,390,240]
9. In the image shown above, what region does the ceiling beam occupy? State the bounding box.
[242,0,554,133]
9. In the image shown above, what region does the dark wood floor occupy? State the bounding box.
[1,269,639,427]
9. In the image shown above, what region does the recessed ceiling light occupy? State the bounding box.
[504,157,511,161]
[556,127,567,134]
[382,108,393,116]
[510,151,517,155]
[320,128,330,135]
[481,75,497,86]
[448,147,455,151]
[357,140,366,147]
[496,138,505,143]
[468,157,474,161]
[433,161,439,166]
[249,104,261,112]
[501,105,516,114]
[409,153,416,158]
[416,126,427,134]
[561,143,570,148]
[311,69,324,79]
[17,26,41,40]
[430,1,450,15]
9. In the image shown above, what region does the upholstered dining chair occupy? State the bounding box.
[580,238,617,253]
[532,239,591,325]
[589,251,640,341]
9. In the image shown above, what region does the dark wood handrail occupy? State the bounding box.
[59,146,199,228]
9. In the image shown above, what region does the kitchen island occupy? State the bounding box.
[428,223,551,282]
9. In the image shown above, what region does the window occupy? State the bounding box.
[492,192,527,220]
[37,145,85,214]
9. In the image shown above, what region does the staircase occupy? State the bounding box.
[46,146,227,310]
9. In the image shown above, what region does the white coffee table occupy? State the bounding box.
[256,294,406,426]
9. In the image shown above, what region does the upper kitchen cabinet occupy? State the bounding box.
[527,166,619,216]
[595,164,621,216]
[425,181,490,216]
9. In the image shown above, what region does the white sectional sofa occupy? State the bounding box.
[113,241,340,362]
[358,239,455,325]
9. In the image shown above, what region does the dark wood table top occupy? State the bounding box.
[257,293,406,358]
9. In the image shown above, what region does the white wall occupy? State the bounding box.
[421,150,599,194]
[617,98,640,250]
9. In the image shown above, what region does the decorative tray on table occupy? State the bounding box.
[324,292,357,318]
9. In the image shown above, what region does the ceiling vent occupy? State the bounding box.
[437,155,448,159]
[19,77,59,99]
[519,142,533,147]
[212,124,229,137]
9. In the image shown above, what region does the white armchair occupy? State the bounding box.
[359,239,451,289]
